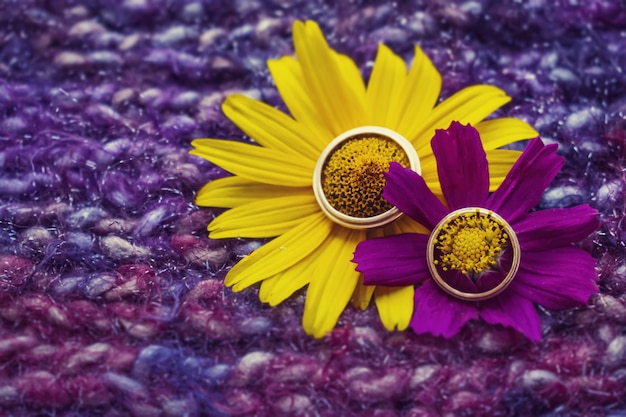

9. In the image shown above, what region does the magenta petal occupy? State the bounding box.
[431,122,489,210]
[353,233,430,286]
[410,280,478,338]
[383,162,448,229]
[486,138,564,223]
[480,290,542,341]
[510,247,598,309]
[514,205,599,251]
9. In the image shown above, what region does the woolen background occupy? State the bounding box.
[1,0,626,415]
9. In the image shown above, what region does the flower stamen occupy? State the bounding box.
[435,210,509,275]
[427,208,521,301]
[322,136,409,218]
[313,126,420,229]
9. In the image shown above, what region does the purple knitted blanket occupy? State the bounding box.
[1,1,626,415]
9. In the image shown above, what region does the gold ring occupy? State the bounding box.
[312,126,420,229]
[426,207,521,301]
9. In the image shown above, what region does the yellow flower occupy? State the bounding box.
[190,20,538,338]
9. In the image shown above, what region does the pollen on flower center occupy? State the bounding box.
[322,136,409,218]
[427,207,521,301]
[434,210,509,275]
[312,126,421,229]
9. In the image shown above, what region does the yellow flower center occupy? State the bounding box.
[426,208,521,301]
[434,210,509,275]
[322,136,409,218]
[312,126,420,229]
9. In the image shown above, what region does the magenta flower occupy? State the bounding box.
[352,122,599,341]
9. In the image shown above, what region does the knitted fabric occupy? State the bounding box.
[1,0,625,415]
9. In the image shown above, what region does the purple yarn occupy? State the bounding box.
[1,0,626,415]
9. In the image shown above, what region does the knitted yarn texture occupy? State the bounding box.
[1,0,625,415]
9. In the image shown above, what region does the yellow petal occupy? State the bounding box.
[190,139,313,187]
[292,20,366,135]
[268,56,334,145]
[393,215,430,235]
[333,50,367,112]
[209,194,319,239]
[475,117,539,150]
[373,218,420,331]
[196,176,310,208]
[365,43,407,127]
[374,285,414,331]
[396,46,443,140]
[258,273,279,303]
[225,212,332,291]
[259,254,315,306]
[223,94,322,161]
[486,149,522,191]
[263,272,310,306]
[413,85,511,152]
[417,153,436,173]
[418,157,445,199]
[302,224,365,338]
[350,227,384,310]
[351,276,375,310]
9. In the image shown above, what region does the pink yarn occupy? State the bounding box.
[0,0,625,415]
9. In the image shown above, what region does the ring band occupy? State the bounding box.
[426,207,521,301]
[312,126,421,229]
